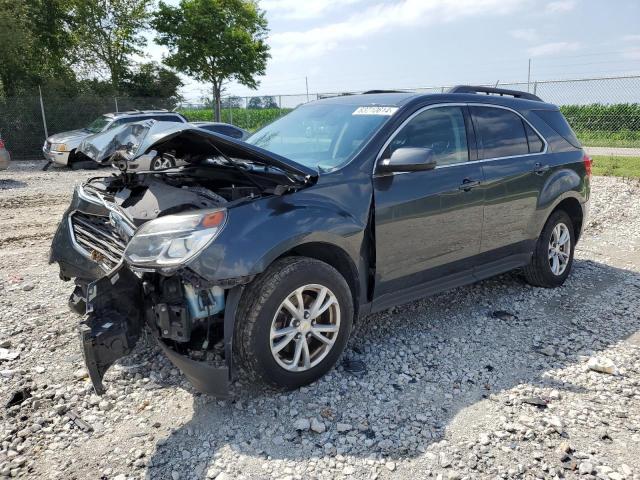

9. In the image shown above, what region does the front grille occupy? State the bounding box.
[70,212,127,271]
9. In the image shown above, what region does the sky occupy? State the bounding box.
[142,0,640,102]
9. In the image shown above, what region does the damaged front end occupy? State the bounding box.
[50,122,316,396]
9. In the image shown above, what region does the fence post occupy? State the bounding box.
[114,97,119,112]
[38,86,49,139]
[533,81,538,96]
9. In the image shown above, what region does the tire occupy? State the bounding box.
[235,256,354,389]
[523,210,575,288]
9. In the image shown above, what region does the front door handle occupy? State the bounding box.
[458,178,481,191]
[533,162,550,175]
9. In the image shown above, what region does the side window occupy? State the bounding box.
[387,106,469,166]
[471,106,529,159]
[525,123,544,153]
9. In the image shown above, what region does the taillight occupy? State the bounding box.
[583,153,592,178]
[0,139,5,149]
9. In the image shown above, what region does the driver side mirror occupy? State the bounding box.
[376,147,437,174]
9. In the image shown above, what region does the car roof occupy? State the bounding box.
[191,121,238,126]
[103,110,183,119]
[310,90,557,110]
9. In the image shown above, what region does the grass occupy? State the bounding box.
[178,107,291,132]
[591,155,640,178]
[577,130,640,148]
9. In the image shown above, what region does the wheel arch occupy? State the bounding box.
[550,197,584,241]
[278,242,361,320]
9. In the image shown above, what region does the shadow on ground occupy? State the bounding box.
[141,258,639,478]
[0,179,27,190]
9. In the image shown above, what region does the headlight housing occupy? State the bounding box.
[51,143,68,152]
[124,209,227,268]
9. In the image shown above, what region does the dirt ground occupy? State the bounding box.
[1,162,639,480]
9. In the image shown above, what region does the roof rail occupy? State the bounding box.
[362,89,407,94]
[448,85,543,102]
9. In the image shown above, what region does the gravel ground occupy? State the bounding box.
[1,162,639,480]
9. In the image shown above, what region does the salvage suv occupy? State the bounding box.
[43,109,187,168]
[50,86,590,396]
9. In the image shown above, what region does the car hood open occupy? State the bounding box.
[77,120,318,179]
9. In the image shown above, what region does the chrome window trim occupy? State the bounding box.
[373,102,548,175]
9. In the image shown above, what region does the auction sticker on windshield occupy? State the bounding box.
[352,106,399,116]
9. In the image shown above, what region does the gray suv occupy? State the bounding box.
[50,86,590,396]
[43,110,187,168]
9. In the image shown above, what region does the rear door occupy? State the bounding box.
[469,105,548,262]
[373,105,484,303]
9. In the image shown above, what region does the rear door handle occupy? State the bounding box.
[533,162,550,175]
[458,178,481,191]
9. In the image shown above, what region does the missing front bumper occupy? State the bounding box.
[78,266,238,397]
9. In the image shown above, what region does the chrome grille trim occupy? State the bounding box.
[69,212,127,272]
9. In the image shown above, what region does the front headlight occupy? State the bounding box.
[51,143,68,152]
[124,209,227,267]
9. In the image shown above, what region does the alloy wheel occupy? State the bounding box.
[270,284,341,372]
[152,157,173,170]
[548,222,571,276]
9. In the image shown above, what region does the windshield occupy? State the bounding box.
[246,104,395,171]
[84,116,111,134]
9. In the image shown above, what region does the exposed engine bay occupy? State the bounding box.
[50,121,317,396]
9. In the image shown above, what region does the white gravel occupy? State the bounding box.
[1,163,639,479]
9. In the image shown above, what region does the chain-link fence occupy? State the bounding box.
[1,76,639,160]
[0,96,179,160]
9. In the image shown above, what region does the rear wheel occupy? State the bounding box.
[235,257,353,389]
[523,210,575,288]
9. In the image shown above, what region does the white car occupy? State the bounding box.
[43,110,188,168]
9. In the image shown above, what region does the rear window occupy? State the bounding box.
[471,106,529,159]
[533,110,581,148]
[202,125,244,139]
[153,115,184,123]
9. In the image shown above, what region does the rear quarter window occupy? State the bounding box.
[532,110,581,148]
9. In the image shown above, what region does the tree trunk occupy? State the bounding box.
[212,82,222,122]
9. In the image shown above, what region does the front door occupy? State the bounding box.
[373,105,484,302]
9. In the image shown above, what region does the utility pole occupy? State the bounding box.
[305,76,310,103]
[527,58,532,92]
[38,86,48,139]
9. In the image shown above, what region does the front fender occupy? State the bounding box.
[186,192,368,283]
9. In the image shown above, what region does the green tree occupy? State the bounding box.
[247,96,263,109]
[122,62,183,100]
[0,0,77,96]
[153,0,270,121]
[71,0,152,91]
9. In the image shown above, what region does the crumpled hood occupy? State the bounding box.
[47,129,90,146]
[77,120,318,179]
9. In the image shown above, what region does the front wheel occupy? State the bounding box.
[151,155,175,171]
[523,210,575,288]
[235,257,353,389]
